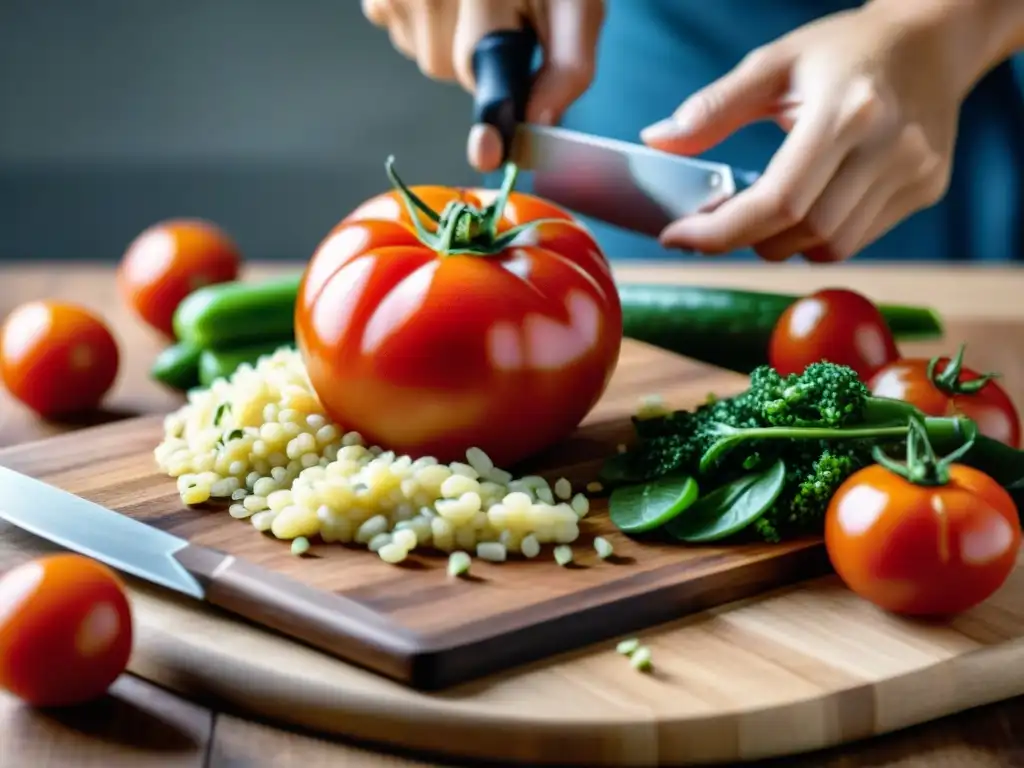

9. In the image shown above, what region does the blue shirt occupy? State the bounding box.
[516,0,1024,262]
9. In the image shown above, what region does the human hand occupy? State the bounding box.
[640,1,1003,263]
[363,0,604,173]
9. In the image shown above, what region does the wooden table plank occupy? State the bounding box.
[206,697,1024,768]
[3,262,1024,767]
[0,676,212,768]
[208,715,436,767]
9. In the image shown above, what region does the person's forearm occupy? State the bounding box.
[867,0,1024,96]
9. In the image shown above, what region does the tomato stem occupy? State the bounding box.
[384,156,441,224]
[927,343,999,396]
[383,156,565,256]
[871,413,977,486]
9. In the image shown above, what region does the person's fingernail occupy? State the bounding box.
[467,123,503,172]
[640,117,683,143]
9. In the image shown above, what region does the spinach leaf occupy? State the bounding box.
[665,459,786,543]
[609,474,699,534]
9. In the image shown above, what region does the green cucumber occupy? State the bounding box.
[172,274,945,377]
[173,273,302,349]
[198,341,296,387]
[618,284,945,375]
[150,341,202,391]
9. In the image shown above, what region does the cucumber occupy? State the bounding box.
[173,273,302,349]
[150,342,202,391]
[618,284,944,375]
[172,272,945,377]
[198,341,297,387]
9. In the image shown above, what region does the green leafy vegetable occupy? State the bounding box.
[602,361,1022,542]
[666,459,786,542]
[608,474,698,533]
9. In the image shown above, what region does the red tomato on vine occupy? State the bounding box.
[295,158,623,467]
[825,415,1021,617]
[869,344,1021,448]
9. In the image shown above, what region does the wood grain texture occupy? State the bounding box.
[3,263,1024,767]
[0,339,833,690]
[0,676,211,768]
[206,696,1024,768]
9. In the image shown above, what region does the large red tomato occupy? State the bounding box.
[869,346,1021,448]
[825,433,1021,617]
[295,161,623,468]
[769,288,899,381]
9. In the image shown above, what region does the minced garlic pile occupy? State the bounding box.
[154,347,597,565]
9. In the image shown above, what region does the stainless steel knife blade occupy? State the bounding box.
[508,124,760,237]
[0,464,205,599]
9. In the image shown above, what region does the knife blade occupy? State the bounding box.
[0,464,204,598]
[471,28,760,237]
[0,463,425,684]
[509,123,760,237]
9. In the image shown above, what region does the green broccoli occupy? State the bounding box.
[603,361,972,541]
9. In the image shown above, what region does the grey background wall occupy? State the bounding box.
[0,0,477,263]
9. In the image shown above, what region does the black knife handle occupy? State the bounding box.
[471,27,538,161]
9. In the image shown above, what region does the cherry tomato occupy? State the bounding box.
[1,300,120,418]
[118,218,242,338]
[869,347,1021,448]
[825,462,1021,617]
[769,288,899,381]
[295,164,623,468]
[0,554,133,707]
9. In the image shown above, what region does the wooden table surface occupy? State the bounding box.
[3,261,1024,768]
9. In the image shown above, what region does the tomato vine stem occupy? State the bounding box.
[383,155,564,256]
[871,413,977,486]
[927,343,999,396]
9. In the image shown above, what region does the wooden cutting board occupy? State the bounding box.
[0,341,831,691]
[3,335,1024,765]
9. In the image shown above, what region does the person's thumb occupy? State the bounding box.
[640,47,791,156]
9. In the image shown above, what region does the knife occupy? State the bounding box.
[471,28,760,237]
[0,464,421,681]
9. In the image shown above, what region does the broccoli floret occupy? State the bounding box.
[747,362,869,428]
[754,441,874,541]
[613,387,762,481]
[603,361,963,542]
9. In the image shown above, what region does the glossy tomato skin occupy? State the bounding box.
[825,464,1021,617]
[295,185,623,468]
[0,301,120,418]
[769,288,899,381]
[118,218,241,338]
[0,554,133,707]
[869,357,1021,448]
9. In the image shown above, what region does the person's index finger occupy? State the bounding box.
[641,48,790,156]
